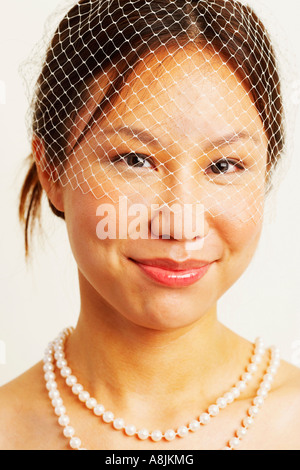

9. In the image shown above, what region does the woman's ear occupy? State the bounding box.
[32,135,65,214]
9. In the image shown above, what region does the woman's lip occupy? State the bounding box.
[130,258,211,271]
[130,259,213,287]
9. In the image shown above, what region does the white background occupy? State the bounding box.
[0,0,300,386]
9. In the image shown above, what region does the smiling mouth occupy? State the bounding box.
[129,257,213,287]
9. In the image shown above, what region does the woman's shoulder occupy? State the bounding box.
[275,359,300,401]
[263,359,300,449]
[0,361,45,405]
[281,356,300,378]
[0,361,57,450]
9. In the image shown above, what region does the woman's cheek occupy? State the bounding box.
[215,194,264,287]
[64,189,103,265]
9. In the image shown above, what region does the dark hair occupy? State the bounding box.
[19,0,285,257]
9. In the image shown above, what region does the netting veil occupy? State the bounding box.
[24,0,293,238]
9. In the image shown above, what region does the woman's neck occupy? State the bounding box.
[65,276,252,427]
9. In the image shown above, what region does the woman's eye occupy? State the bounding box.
[207,158,245,175]
[112,153,154,169]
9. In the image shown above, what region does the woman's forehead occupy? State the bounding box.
[69,46,267,154]
[100,47,266,145]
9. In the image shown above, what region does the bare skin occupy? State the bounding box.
[1,49,299,450]
[0,325,299,450]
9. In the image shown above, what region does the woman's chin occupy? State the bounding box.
[120,302,210,332]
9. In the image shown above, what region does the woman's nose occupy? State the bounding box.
[150,169,208,241]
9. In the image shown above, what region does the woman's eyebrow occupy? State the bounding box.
[101,125,263,150]
[101,126,165,149]
[204,130,263,151]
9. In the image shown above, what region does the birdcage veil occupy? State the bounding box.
[21,0,298,229]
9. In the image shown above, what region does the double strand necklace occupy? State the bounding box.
[43,328,280,450]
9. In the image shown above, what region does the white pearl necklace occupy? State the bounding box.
[43,328,280,450]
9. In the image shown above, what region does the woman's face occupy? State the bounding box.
[60,47,268,330]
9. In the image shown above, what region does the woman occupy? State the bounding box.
[0,0,299,450]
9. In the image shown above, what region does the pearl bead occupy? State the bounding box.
[72,384,83,395]
[79,391,90,403]
[264,373,274,384]
[86,398,97,410]
[61,367,72,378]
[272,365,280,375]
[253,396,264,407]
[200,413,210,425]
[113,418,125,430]
[49,390,60,400]
[58,415,70,427]
[257,388,268,398]
[260,381,271,392]
[46,381,57,391]
[43,363,54,373]
[208,405,219,417]
[267,365,277,375]
[44,355,53,364]
[103,411,114,423]
[254,345,265,356]
[55,406,66,417]
[243,416,253,428]
[229,437,240,449]
[224,392,234,404]
[271,346,280,355]
[56,359,67,369]
[242,372,252,383]
[271,359,280,369]
[63,426,75,438]
[151,430,163,442]
[125,425,136,436]
[231,387,240,399]
[217,397,227,409]
[189,420,200,432]
[54,351,64,360]
[177,426,189,438]
[44,372,56,382]
[138,429,149,440]
[236,427,247,439]
[248,405,259,417]
[70,437,82,450]
[94,404,105,416]
[164,429,176,441]
[251,354,262,365]
[52,397,63,408]
[236,380,247,391]
[247,363,257,374]
[66,376,77,387]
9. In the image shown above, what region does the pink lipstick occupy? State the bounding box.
[130,258,213,287]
